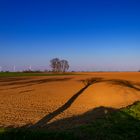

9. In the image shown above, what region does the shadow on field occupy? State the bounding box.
[0,77,29,83]
[28,77,140,128]
[43,106,118,130]
[107,79,140,91]
[0,78,73,89]
[79,78,140,92]
[30,77,104,128]
[1,76,140,139]
[28,101,140,131]
[1,102,140,140]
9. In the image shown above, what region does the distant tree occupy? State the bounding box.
[50,58,69,72]
[60,60,69,72]
[50,58,60,72]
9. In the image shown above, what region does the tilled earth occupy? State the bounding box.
[0,72,140,129]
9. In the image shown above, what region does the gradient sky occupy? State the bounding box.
[0,0,140,71]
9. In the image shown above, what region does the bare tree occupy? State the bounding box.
[50,58,69,72]
[60,60,69,72]
[50,58,60,72]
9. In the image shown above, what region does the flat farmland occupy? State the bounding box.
[0,72,140,129]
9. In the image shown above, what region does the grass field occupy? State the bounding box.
[0,72,140,139]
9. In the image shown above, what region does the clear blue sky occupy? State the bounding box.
[0,0,140,71]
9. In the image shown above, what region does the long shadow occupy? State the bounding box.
[1,102,140,140]
[1,77,72,86]
[1,78,73,89]
[31,85,90,128]
[1,77,140,140]
[107,79,140,91]
[30,101,140,131]
[0,77,30,83]
[45,106,117,130]
[34,101,140,130]
[30,77,140,129]
[31,77,103,128]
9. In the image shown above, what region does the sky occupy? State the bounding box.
[0,0,140,71]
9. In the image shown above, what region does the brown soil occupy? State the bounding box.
[0,72,140,129]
